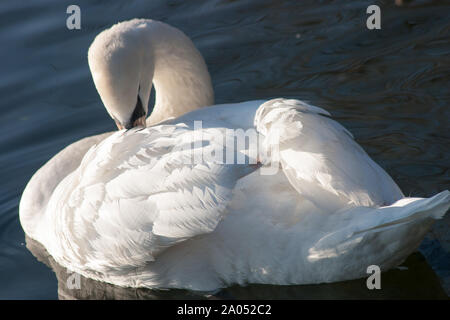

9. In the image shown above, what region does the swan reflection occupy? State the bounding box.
[26,236,447,300]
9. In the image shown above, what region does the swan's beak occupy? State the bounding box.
[115,116,147,130]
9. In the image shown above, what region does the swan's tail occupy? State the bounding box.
[308,190,450,270]
[355,190,450,236]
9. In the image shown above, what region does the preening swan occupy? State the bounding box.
[20,19,450,291]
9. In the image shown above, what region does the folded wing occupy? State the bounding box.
[44,124,257,271]
[255,98,404,210]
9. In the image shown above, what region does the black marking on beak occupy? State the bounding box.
[124,95,146,129]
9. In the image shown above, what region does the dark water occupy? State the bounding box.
[0,0,449,299]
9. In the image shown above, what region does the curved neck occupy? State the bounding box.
[145,21,214,125]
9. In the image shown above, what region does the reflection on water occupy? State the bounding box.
[26,236,448,300]
[0,0,449,299]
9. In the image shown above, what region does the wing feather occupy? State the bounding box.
[45,124,257,270]
[255,98,404,210]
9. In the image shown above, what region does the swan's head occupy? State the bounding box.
[88,22,153,130]
[88,19,214,129]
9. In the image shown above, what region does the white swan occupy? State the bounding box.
[20,19,450,291]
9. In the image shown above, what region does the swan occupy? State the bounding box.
[20,19,450,291]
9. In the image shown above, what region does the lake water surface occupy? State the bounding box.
[0,0,449,299]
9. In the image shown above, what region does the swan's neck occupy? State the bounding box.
[146,22,214,125]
